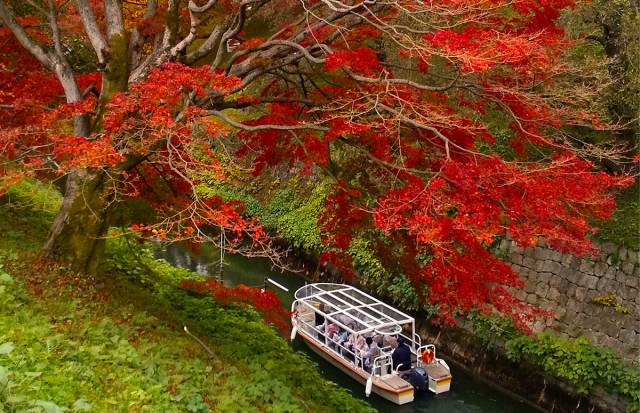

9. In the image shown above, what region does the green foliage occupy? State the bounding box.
[592,293,630,314]
[105,237,373,413]
[594,183,640,250]
[505,332,640,411]
[467,312,519,350]
[0,179,61,250]
[260,179,330,251]
[194,180,264,218]
[349,236,423,311]
[0,187,372,413]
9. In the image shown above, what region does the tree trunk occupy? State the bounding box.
[43,169,112,274]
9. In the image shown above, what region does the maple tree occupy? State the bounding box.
[0,0,634,328]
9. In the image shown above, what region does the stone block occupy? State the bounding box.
[557,278,570,294]
[561,254,574,266]
[535,283,550,298]
[509,252,523,266]
[593,262,608,277]
[543,260,562,274]
[616,270,627,283]
[601,241,617,255]
[499,239,509,251]
[575,287,587,301]
[619,328,637,345]
[605,279,621,292]
[524,282,536,294]
[563,268,579,284]
[526,293,537,304]
[547,287,561,302]
[554,306,567,320]
[625,277,639,288]
[604,265,617,279]
[602,336,619,350]
[622,314,639,330]
[535,259,546,272]
[522,256,536,269]
[619,246,628,261]
[534,247,547,260]
[549,275,562,287]
[579,274,598,289]
[622,287,639,302]
[571,258,584,272]
[622,261,635,275]
[628,249,639,265]
[558,294,569,307]
[579,259,595,274]
[538,272,552,284]
[549,250,562,262]
[584,303,600,317]
[586,275,599,290]
[596,277,608,291]
[585,289,598,302]
[567,284,577,297]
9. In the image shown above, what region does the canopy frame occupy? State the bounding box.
[294,283,415,336]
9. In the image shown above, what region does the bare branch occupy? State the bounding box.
[0,0,53,69]
[75,0,108,64]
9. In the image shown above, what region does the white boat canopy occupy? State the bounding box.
[294,283,415,335]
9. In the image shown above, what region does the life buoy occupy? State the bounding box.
[421,348,434,364]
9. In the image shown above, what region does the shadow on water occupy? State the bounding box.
[155,242,541,413]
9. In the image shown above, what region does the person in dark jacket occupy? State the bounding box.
[391,337,412,372]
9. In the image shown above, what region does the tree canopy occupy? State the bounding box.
[0,0,634,329]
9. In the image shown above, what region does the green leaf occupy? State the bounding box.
[0,342,15,355]
[31,400,67,413]
[0,365,9,387]
[0,272,13,285]
[72,398,93,412]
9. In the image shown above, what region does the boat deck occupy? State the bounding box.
[424,362,451,380]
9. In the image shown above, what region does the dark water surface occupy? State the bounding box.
[155,243,542,413]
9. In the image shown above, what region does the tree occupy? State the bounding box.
[562,0,639,171]
[0,0,633,328]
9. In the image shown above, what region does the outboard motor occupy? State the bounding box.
[402,367,428,392]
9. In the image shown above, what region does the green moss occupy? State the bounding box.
[594,182,640,250]
[102,32,130,100]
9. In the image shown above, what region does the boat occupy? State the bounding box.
[290,283,452,405]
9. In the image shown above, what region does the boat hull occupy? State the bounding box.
[297,329,414,405]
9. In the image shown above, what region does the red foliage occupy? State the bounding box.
[178,279,291,334]
[0,0,634,333]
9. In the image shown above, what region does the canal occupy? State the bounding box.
[155,243,542,413]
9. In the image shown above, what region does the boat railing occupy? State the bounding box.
[371,353,393,377]
[294,310,366,370]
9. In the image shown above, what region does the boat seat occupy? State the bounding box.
[382,375,412,390]
[425,362,451,380]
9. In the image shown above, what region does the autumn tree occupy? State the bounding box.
[0,0,633,328]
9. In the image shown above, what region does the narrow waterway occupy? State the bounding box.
[155,243,542,413]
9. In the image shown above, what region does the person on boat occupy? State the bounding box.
[325,322,339,341]
[362,336,380,371]
[391,337,412,372]
[383,334,398,350]
[334,314,356,330]
[315,304,327,339]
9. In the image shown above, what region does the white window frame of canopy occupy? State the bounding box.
[294,283,421,351]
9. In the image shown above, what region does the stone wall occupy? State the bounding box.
[496,239,640,362]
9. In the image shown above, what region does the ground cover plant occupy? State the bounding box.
[0,182,373,413]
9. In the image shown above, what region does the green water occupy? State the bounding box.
[156,243,542,413]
